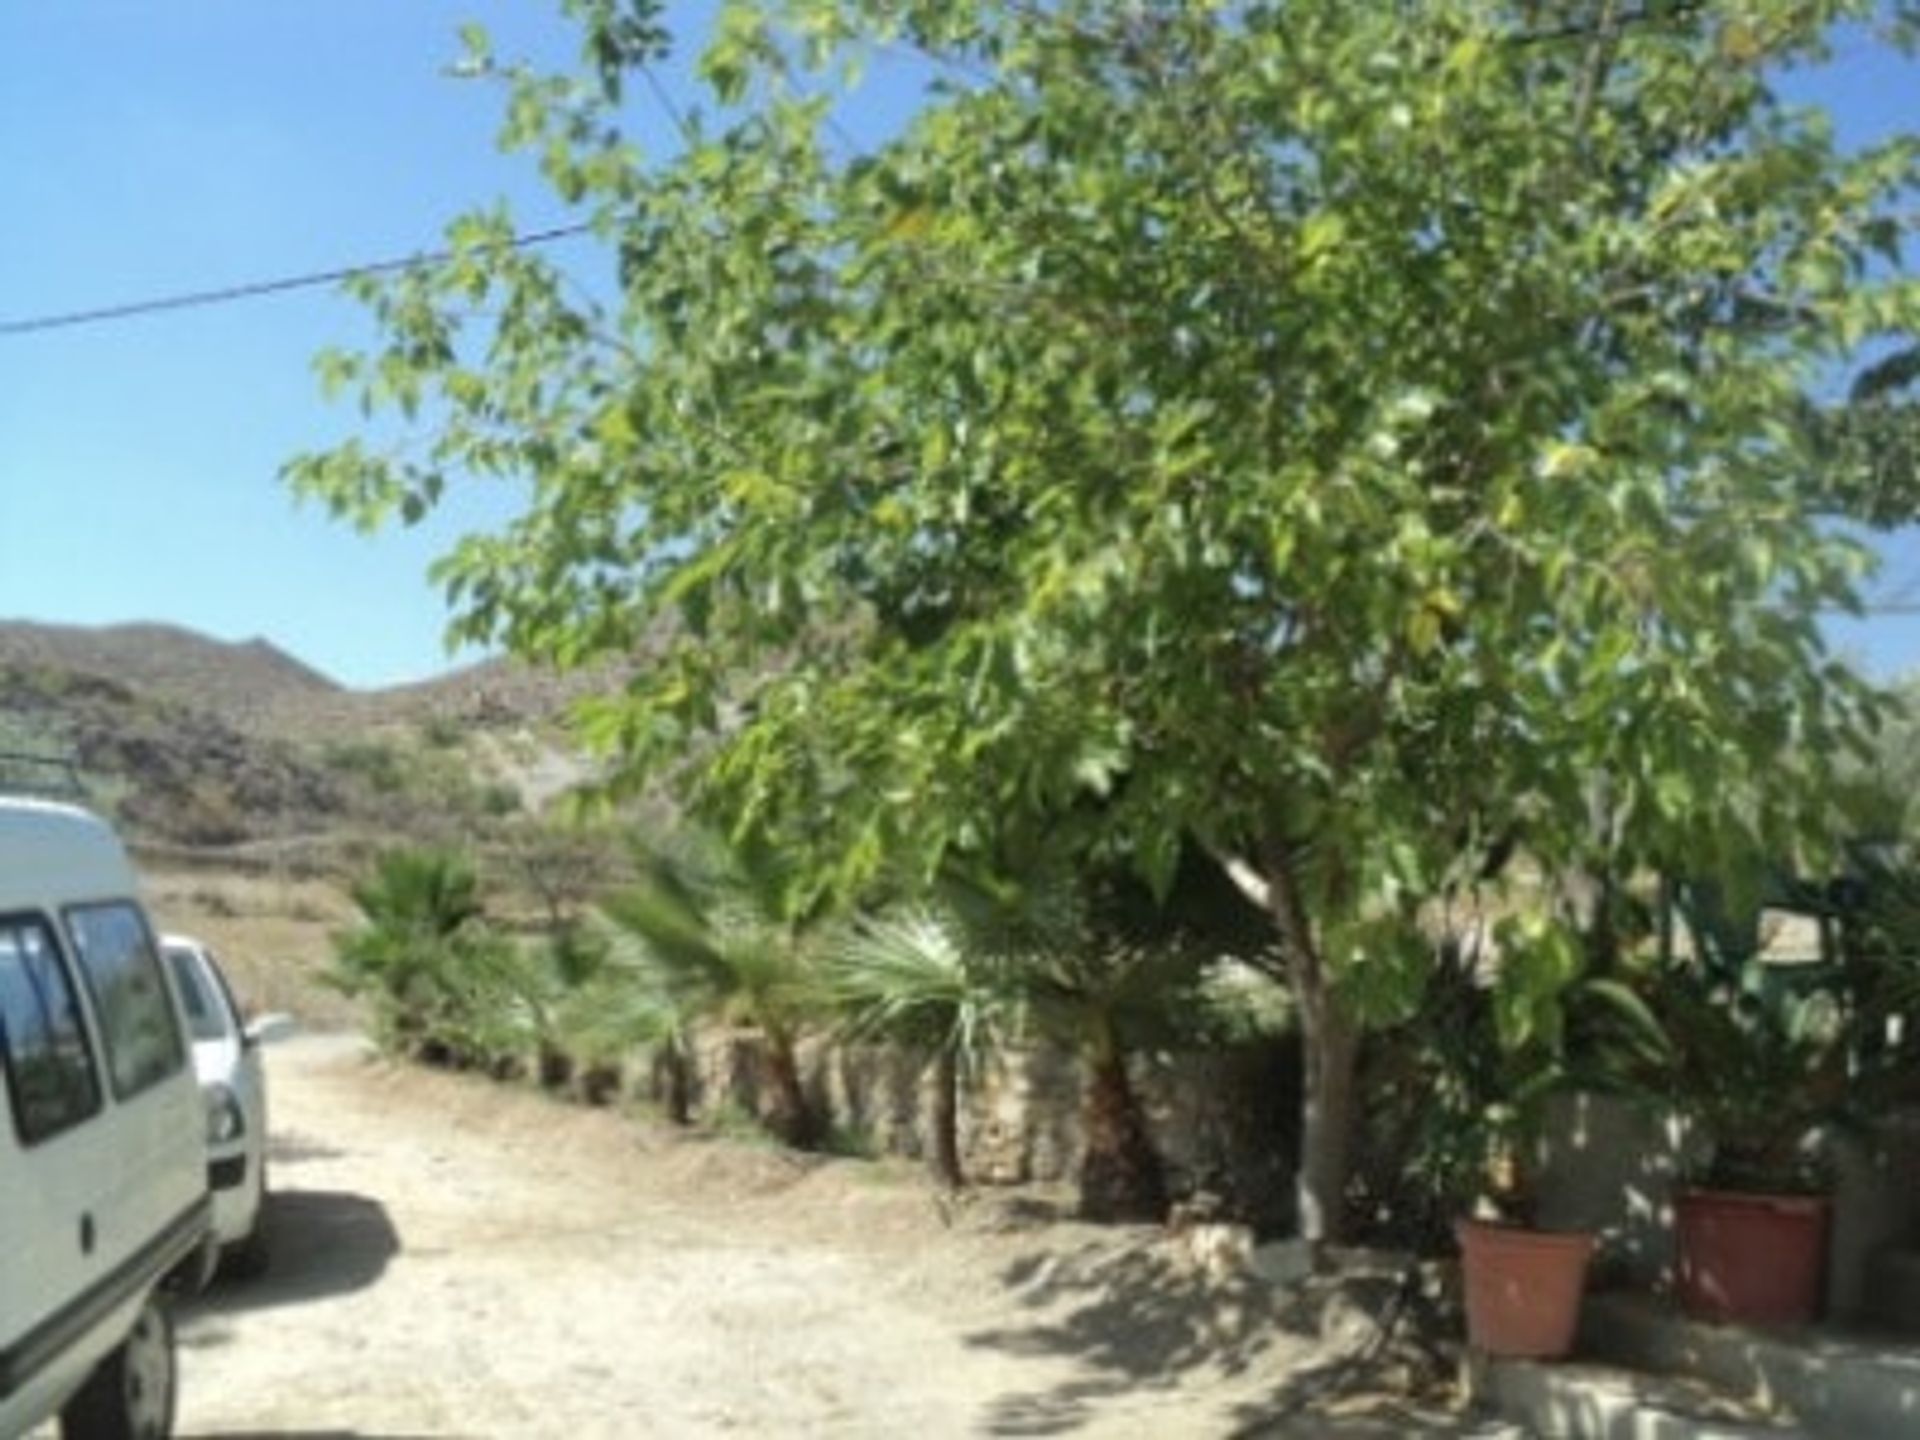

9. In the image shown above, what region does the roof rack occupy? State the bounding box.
[0,751,87,802]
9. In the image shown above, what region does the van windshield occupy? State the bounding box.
[165,947,230,1042]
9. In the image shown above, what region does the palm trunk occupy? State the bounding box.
[928,1045,964,1190]
[1077,1023,1167,1223]
[763,1031,816,1150]
[662,1038,693,1126]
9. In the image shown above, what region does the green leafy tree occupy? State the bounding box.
[290,0,1918,1241]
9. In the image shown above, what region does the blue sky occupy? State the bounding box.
[0,5,1915,689]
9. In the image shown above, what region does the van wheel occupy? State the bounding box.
[60,1297,176,1440]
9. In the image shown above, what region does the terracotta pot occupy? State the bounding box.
[1456,1217,1596,1358]
[1675,1187,1829,1327]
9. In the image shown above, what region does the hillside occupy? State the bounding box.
[0,619,600,859]
[0,620,339,728]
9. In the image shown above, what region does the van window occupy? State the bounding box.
[0,913,104,1144]
[65,902,185,1101]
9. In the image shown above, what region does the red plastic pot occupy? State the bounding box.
[1456,1218,1596,1359]
[1674,1188,1829,1328]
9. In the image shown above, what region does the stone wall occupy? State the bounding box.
[659,1028,1302,1228]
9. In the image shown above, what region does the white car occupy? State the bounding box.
[0,799,213,1440]
[159,936,280,1279]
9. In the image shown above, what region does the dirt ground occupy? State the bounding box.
[166,1034,1510,1439]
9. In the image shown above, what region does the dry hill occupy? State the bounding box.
[0,619,600,861]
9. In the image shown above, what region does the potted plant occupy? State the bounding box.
[1448,922,1668,1359]
[1454,1103,1601,1360]
[1658,961,1855,1327]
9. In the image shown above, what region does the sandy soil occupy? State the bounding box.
[168,1034,1503,1440]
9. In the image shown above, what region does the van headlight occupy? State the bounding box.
[204,1083,246,1145]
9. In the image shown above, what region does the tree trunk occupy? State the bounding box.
[1077,1035,1168,1223]
[762,1032,816,1150]
[1266,850,1357,1246]
[537,1041,573,1091]
[661,1040,693,1126]
[928,1045,964,1191]
[1293,973,1359,1246]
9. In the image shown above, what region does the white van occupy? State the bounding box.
[0,799,212,1440]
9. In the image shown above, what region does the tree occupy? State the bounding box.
[289,0,1918,1241]
[599,837,826,1146]
[828,909,1019,1189]
[331,847,518,1063]
[561,913,702,1122]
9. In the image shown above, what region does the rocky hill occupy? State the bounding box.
[0,621,339,729]
[0,619,599,858]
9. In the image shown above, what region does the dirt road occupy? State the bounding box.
[171,1035,1497,1439]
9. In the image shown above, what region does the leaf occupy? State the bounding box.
[885,206,936,244]
[1539,442,1600,480]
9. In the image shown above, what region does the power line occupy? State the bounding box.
[0,222,594,338]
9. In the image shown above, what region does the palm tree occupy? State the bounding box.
[559,915,702,1123]
[829,910,1020,1189]
[598,838,826,1147]
[331,847,501,1062]
[941,860,1200,1223]
[1024,943,1197,1223]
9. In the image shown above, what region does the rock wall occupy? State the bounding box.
[660,1029,1301,1229]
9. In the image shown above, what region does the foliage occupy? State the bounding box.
[1653,959,1859,1193]
[329,847,528,1061]
[555,907,702,1121]
[1832,679,1920,845]
[321,734,525,837]
[289,0,1919,1238]
[830,909,1018,1063]
[1362,921,1669,1241]
[1804,344,1920,526]
[596,834,829,1144]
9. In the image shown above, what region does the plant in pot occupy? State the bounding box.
[1453,1094,1601,1361]
[1449,919,1670,1359]
[1657,959,1856,1328]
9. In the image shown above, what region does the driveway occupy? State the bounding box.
[171,1034,1498,1438]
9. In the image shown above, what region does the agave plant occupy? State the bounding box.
[828,910,1022,1189]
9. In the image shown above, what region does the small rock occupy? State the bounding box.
[1248,1238,1315,1288]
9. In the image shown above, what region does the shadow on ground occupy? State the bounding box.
[267,1129,348,1167]
[183,1188,399,1320]
[966,1238,1463,1437]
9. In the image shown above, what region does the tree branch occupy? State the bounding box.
[1506,0,1704,47]
[1204,843,1273,913]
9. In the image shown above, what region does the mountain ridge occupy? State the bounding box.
[0,618,600,735]
[0,617,600,855]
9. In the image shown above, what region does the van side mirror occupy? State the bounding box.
[243,1013,296,1047]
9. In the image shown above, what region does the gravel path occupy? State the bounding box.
[170,1034,1499,1439]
